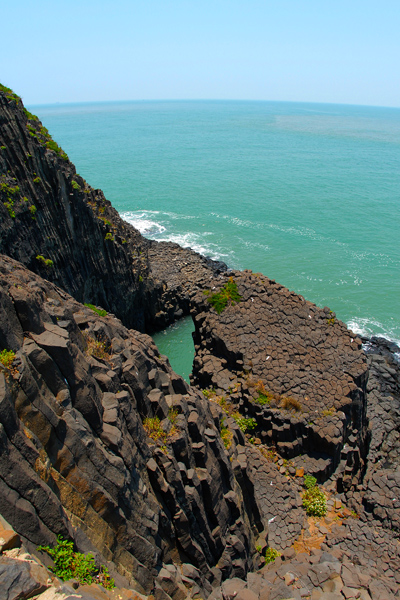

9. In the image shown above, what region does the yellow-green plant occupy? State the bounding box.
[0,349,16,368]
[264,547,281,564]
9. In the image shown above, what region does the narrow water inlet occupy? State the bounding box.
[151,315,195,383]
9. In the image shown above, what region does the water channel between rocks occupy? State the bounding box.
[152,315,195,383]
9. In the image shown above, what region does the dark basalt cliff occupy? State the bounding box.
[0,88,225,333]
[1,86,400,600]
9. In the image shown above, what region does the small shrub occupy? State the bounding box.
[36,255,53,268]
[302,486,327,517]
[168,407,179,436]
[207,277,241,314]
[322,406,336,417]
[139,275,143,283]
[105,233,114,241]
[46,139,68,160]
[0,349,16,369]
[220,418,233,449]
[264,547,281,564]
[29,204,37,218]
[304,474,317,490]
[84,303,107,317]
[33,176,41,184]
[279,396,302,412]
[255,393,273,406]
[233,413,257,433]
[327,311,335,325]
[143,416,166,444]
[71,180,81,191]
[202,388,216,399]
[84,334,111,361]
[4,201,15,218]
[38,536,114,589]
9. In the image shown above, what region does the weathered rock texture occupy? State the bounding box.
[0,255,264,594]
[1,84,400,600]
[0,87,224,332]
[191,270,369,485]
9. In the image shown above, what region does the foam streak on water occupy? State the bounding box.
[31,100,400,345]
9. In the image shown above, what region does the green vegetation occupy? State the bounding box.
[233,413,257,433]
[84,303,107,317]
[0,178,21,218]
[327,310,335,325]
[139,275,143,283]
[36,255,53,268]
[302,476,327,517]
[38,536,114,589]
[1,181,20,195]
[24,108,38,121]
[143,408,179,448]
[29,205,37,218]
[0,349,16,369]
[105,232,114,241]
[46,139,69,160]
[255,393,274,406]
[264,547,281,564]
[322,406,336,417]
[220,418,233,449]
[206,277,241,314]
[304,474,317,489]
[71,180,81,191]
[33,176,41,184]
[0,84,20,104]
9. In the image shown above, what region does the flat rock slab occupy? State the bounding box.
[0,555,51,600]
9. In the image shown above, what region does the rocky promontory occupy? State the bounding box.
[1,84,400,600]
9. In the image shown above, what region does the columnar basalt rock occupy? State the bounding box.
[191,270,369,484]
[0,255,262,595]
[1,84,400,600]
[0,88,224,333]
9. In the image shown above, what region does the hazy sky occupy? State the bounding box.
[2,0,399,107]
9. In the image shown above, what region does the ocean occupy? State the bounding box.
[30,100,400,379]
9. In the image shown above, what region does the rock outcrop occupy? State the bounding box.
[0,255,266,595]
[0,86,224,333]
[1,84,400,600]
[191,270,368,486]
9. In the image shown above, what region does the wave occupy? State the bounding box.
[121,210,234,262]
[122,211,166,234]
[347,317,400,347]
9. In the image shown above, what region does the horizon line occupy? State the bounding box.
[27,98,400,111]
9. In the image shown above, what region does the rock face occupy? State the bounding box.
[0,255,265,594]
[0,87,224,332]
[191,270,368,486]
[1,84,400,600]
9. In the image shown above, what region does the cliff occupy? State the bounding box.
[1,84,400,600]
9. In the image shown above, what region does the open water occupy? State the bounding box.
[31,100,400,379]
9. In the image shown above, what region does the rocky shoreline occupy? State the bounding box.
[1,84,400,600]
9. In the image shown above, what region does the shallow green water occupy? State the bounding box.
[152,316,195,383]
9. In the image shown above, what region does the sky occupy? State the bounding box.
[1,0,399,108]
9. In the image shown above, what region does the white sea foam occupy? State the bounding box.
[347,317,400,347]
[121,210,234,262]
[122,211,166,234]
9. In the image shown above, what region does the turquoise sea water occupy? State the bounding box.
[31,100,400,356]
